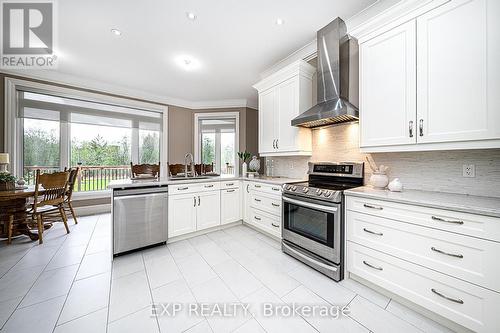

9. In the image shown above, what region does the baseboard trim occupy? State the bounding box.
[167,220,243,244]
[74,204,111,217]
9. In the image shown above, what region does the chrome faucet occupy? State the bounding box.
[184,153,195,177]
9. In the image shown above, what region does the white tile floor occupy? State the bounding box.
[0,214,455,333]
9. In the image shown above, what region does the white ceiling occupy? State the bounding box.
[10,0,376,108]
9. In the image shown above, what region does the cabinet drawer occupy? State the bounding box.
[221,180,239,189]
[347,211,500,292]
[346,196,500,242]
[249,182,283,195]
[169,181,220,195]
[347,242,500,333]
[249,207,281,238]
[250,192,282,217]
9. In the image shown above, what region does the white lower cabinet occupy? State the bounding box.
[221,187,241,225]
[196,190,221,230]
[168,193,197,237]
[244,181,282,238]
[346,195,500,333]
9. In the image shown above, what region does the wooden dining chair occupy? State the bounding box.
[194,163,214,175]
[63,167,79,224]
[130,162,160,178]
[167,163,185,176]
[30,170,70,244]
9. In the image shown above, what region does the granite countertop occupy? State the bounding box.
[345,186,500,218]
[108,175,304,189]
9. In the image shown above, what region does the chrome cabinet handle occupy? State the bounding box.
[272,140,276,149]
[272,187,280,191]
[431,247,463,258]
[363,204,383,210]
[271,203,280,207]
[178,187,189,191]
[246,184,249,193]
[431,288,464,304]
[363,228,383,236]
[254,184,261,188]
[431,216,464,225]
[226,183,234,186]
[227,189,235,193]
[419,119,424,136]
[204,184,214,188]
[193,197,196,207]
[271,223,279,228]
[254,198,261,202]
[276,139,279,149]
[363,260,383,271]
[254,216,261,221]
[197,196,200,206]
[409,120,414,137]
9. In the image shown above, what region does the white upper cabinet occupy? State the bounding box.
[360,20,417,147]
[416,0,500,144]
[253,60,315,156]
[356,0,500,152]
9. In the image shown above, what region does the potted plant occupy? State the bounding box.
[0,172,16,191]
[237,151,251,177]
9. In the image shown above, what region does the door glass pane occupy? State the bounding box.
[70,123,132,191]
[201,132,216,166]
[287,204,329,243]
[23,118,60,184]
[221,132,235,175]
[139,130,160,164]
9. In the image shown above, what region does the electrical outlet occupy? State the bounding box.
[463,164,475,178]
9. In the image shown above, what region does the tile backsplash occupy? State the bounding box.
[266,123,500,198]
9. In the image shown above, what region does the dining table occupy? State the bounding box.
[0,186,43,241]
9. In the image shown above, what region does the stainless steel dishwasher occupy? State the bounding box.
[113,186,168,255]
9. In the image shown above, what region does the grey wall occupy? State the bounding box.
[269,123,500,198]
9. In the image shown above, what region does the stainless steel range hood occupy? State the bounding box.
[291,18,359,128]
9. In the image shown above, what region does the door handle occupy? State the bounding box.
[227,189,235,193]
[272,187,280,191]
[204,184,214,188]
[254,198,261,202]
[254,216,261,221]
[272,139,276,149]
[409,120,414,137]
[225,183,234,186]
[363,203,383,210]
[246,184,249,193]
[431,216,464,225]
[197,196,200,206]
[363,228,383,236]
[254,184,261,188]
[276,139,279,149]
[363,260,383,271]
[431,247,463,258]
[431,288,464,304]
[271,223,279,228]
[193,197,196,207]
[178,187,189,191]
[419,119,424,137]
[271,203,280,207]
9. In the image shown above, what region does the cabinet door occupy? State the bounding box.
[168,194,196,237]
[221,188,241,224]
[258,88,277,153]
[416,0,500,143]
[359,20,417,147]
[196,190,221,231]
[276,77,299,152]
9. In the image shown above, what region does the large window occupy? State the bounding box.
[195,114,238,175]
[17,90,163,191]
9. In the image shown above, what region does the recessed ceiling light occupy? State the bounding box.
[175,55,201,71]
[111,28,122,36]
[275,18,284,25]
[186,12,197,20]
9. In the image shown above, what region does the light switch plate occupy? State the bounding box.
[463,164,475,178]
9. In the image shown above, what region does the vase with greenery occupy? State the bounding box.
[0,172,16,191]
[237,151,251,177]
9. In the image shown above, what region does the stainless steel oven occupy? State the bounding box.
[281,162,364,281]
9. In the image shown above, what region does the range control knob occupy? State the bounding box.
[302,187,309,193]
[292,186,297,191]
[286,185,293,190]
[324,191,332,197]
[317,189,323,196]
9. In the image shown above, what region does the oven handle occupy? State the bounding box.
[282,242,338,272]
[282,196,338,213]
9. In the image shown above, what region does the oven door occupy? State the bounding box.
[282,194,341,263]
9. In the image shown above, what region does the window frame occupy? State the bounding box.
[193,112,239,176]
[5,77,168,198]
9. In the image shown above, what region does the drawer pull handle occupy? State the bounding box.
[254,198,262,202]
[272,187,280,191]
[254,216,261,221]
[271,223,279,228]
[204,184,214,188]
[363,228,383,236]
[254,184,262,188]
[272,203,280,207]
[226,183,234,186]
[363,260,383,271]
[178,187,189,191]
[431,288,464,304]
[227,189,235,193]
[431,247,463,258]
[431,216,463,225]
[363,204,383,210]
[193,197,196,207]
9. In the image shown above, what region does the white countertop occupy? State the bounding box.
[108,175,304,189]
[345,186,500,218]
